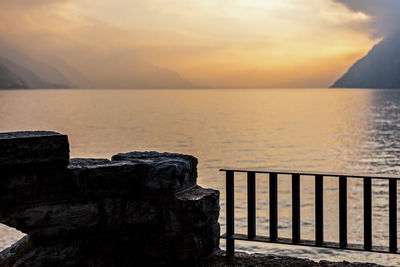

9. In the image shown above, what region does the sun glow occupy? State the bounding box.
[0,0,378,88]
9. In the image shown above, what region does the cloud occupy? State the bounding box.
[0,0,382,88]
[0,0,197,88]
[334,0,400,37]
[0,0,70,10]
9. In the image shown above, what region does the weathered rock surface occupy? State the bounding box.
[0,131,220,266]
[0,131,69,167]
[201,251,384,267]
[0,158,138,208]
[175,186,220,229]
[0,202,101,239]
[68,158,141,198]
[112,151,198,192]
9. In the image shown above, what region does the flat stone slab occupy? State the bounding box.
[68,158,141,197]
[0,131,69,167]
[112,151,198,192]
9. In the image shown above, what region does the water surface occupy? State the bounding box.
[1,89,400,265]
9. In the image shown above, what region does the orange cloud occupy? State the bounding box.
[0,0,380,88]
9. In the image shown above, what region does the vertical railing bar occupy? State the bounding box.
[389,179,397,253]
[363,177,372,250]
[247,171,256,239]
[292,173,301,244]
[339,176,347,248]
[315,175,324,246]
[270,172,278,241]
[226,170,235,257]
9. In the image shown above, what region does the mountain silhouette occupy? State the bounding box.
[0,62,28,89]
[331,32,400,89]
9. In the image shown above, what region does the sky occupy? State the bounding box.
[0,0,397,88]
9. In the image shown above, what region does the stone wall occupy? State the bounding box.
[0,131,220,266]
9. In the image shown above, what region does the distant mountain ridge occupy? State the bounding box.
[0,45,77,89]
[0,57,71,89]
[0,42,201,89]
[331,32,400,89]
[0,62,28,89]
[0,42,77,89]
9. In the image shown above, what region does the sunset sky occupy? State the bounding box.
[0,0,397,88]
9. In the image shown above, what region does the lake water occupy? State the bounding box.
[1,88,400,265]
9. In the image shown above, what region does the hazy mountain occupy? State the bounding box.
[0,57,57,88]
[49,57,92,88]
[0,56,73,89]
[0,43,76,88]
[0,62,27,89]
[331,32,400,89]
[0,40,201,89]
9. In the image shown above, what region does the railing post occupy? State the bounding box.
[339,176,347,248]
[226,170,235,257]
[364,177,372,250]
[292,174,300,244]
[247,172,256,239]
[389,179,397,253]
[270,172,278,241]
[315,175,324,246]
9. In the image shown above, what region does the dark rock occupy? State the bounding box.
[0,236,33,267]
[103,198,124,230]
[131,228,220,264]
[175,186,220,229]
[34,167,80,202]
[0,240,383,267]
[68,158,141,198]
[69,158,110,167]
[121,187,221,263]
[0,236,84,267]
[0,131,69,167]
[124,199,160,225]
[0,166,79,208]
[199,222,220,256]
[0,134,219,266]
[112,151,198,192]
[0,168,36,207]
[200,251,384,267]
[1,164,76,208]
[1,158,140,207]
[0,202,100,239]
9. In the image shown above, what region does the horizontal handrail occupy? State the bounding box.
[220,168,400,180]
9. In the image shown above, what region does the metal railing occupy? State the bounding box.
[220,168,400,256]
